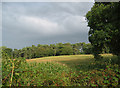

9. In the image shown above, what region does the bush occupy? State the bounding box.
[2,55,120,87]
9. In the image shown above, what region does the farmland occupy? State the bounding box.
[2,54,120,86]
[26,54,111,71]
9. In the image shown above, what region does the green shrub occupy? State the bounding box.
[2,55,120,87]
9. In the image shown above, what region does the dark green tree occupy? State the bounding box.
[83,43,93,54]
[86,2,120,60]
[2,46,13,59]
[72,44,80,55]
[13,49,19,58]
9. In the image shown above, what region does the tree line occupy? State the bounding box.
[1,42,110,59]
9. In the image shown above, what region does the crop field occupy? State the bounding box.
[2,54,120,86]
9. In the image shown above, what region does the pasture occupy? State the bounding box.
[27,54,112,71]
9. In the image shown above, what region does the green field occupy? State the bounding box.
[27,54,112,71]
[2,54,120,86]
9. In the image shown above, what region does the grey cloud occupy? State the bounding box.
[2,2,94,49]
[3,2,93,21]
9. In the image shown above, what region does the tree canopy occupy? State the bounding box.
[2,42,109,59]
[86,2,120,59]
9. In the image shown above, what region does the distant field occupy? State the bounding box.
[26,54,94,62]
[26,54,112,62]
[26,54,113,71]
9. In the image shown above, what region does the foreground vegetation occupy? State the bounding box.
[2,54,120,86]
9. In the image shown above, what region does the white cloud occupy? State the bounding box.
[18,15,87,36]
[63,15,87,34]
[18,16,67,36]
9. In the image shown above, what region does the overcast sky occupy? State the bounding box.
[2,2,94,49]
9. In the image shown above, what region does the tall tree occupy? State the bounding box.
[86,2,120,60]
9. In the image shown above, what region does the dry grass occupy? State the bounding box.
[26,54,113,71]
[26,54,94,63]
[26,54,112,63]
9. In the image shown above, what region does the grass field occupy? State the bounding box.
[26,54,113,71]
[3,54,120,86]
[26,54,112,63]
